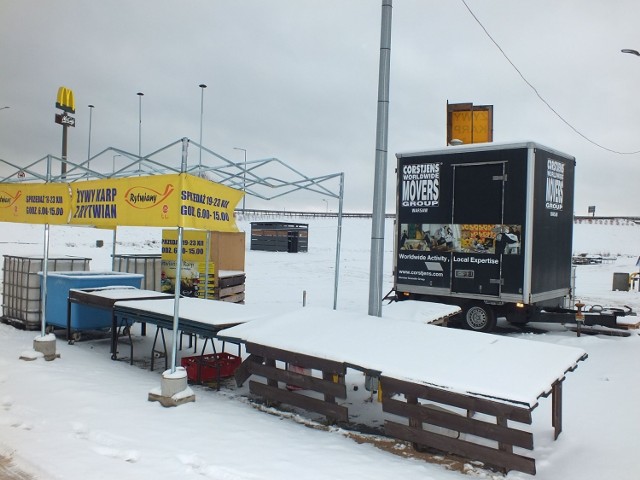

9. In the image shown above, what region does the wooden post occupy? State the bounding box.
[497,416,513,453]
[322,371,336,404]
[265,358,278,407]
[406,394,426,452]
[552,380,563,439]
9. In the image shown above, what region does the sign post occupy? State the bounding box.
[55,86,76,179]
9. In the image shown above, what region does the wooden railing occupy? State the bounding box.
[380,375,539,475]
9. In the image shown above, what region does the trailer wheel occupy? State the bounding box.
[462,304,496,332]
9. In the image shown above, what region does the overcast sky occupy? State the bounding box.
[1,0,639,215]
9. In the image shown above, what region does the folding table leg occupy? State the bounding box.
[199,337,216,356]
[125,321,133,365]
[151,327,167,371]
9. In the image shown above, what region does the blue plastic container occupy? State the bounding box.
[40,271,144,330]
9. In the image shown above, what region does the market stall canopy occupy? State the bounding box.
[0,173,243,231]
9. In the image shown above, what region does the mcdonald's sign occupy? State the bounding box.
[55,86,75,114]
[55,112,75,127]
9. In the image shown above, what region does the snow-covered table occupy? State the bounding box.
[66,286,173,356]
[220,305,587,475]
[112,297,272,369]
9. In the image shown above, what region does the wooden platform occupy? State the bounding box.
[222,307,587,475]
[617,319,640,330]
[215,271,245,303]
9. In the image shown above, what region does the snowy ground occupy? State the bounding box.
[0,216,639,480]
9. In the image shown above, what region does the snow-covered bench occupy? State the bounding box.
[221,306,587,475]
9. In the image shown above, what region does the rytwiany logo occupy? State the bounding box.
[0,190,21,208]
[124,184,174,209]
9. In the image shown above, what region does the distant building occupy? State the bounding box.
[250,222,309,253]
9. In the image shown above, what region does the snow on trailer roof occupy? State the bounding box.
[396,140,575,161]
[220,305,587,409]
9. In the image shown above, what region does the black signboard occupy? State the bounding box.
[55,113,75,127]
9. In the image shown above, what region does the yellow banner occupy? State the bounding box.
[69,174,178,227]
[161,230,216,298]
[161,229,208,262]
[68,173,242,230]
[0,183,70,225]
[451,110,491,144]
[179,174,243,231]
[0,173,243,231]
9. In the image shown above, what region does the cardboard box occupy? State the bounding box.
[208,231,245,272]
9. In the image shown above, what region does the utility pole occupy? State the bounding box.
[368,0,393,317]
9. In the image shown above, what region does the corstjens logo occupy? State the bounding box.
[545,159,564,211]
[401,162,440,208]
[124,184,174,209]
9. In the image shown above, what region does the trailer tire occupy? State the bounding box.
[462,304,496,332]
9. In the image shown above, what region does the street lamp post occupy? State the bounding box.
[137,92,144,174]
[87,104,94,174]
[621,48,640,290]
[369,0,393,318]
[199,84,207,171]
[233,147,247,211]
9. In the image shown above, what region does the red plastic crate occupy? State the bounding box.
[180,352,242,382]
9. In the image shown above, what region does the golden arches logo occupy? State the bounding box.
[0,190,21,208]
[56,86,75,114]
[124,184,174,209]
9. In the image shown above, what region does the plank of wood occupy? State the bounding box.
[246,342,346,374]
[382,397,533,450]
[249,380,349,423]
[385,420,536,475]
[234,354,262,387]
[552,380,563,440]
[218,284,245,297]
[215,292,245,303]
[381,376,532,424]
[248,361,347,398]
[218,274,246,289]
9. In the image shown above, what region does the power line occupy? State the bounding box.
[460,0,640,155]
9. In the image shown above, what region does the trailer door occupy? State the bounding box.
[451,162,505,296]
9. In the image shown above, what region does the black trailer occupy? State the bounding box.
[392,141,629,332]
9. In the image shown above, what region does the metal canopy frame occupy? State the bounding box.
[0,137,345,315]
[1,138,343,205]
